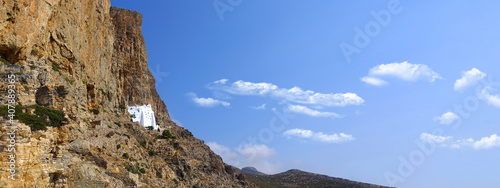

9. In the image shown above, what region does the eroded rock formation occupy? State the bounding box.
[0,0,250,187]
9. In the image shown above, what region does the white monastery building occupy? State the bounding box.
[127,104,160,130]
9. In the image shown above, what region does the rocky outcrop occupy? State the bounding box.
[0,0,251,187]
[109,7,170,125]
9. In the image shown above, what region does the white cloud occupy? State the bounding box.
[251,104,267,110]
[214,79,229,84]
[236,144,277,159]
[454,135,500,150]
[479,87,500,108]
[361,76,389,87]
[420,133,500,150]
[434,112,459,125]
[286,104,343,119]
[283,128,355,143]
[207,142,239,161]
[454,68,486,91]
[207,142,282,174]
[187,92,230,108]
[169,114,183,127]
[211,80,277,96]
[362,62,442,85]
[470,134,500,149]
[207,80,364,107]
[420,133,453,146]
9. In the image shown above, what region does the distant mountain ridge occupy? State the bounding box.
[241,167,267,175]
[237,167,393,188]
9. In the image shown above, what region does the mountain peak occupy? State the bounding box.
[242,168,393,188]
[241,167,267,175]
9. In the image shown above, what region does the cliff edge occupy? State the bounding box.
[0,0,251,187]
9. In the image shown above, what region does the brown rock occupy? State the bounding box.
[0,0,254,187]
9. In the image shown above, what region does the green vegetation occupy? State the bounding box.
[139,168,146,174]
[98,88,106,95]
[139,141,146,148]
[119,105,126,110]
[52,63,59,72]
[107,125,112,129]
[0,56,9,64]
[89,109,99,115]
[23,85,30,91]
[173,178,179,184]
[125,164,135,173]
[122,153,129,159]
[125,163,144,175]
[64,77,73,85]
[114,122,122,127]
[116,144,121,150]
[148,150,157,156]
[159,130,175,139]
[0,105,66,131]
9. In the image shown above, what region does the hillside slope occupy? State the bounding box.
[241,167,267,175]
[0,0,250,187]
[239,168,392,188]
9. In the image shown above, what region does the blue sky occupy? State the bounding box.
[111,1,500,187]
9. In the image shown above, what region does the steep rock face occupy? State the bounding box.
[109,7,170,125]
[0,0,251,187]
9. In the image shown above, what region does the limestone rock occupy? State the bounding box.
[68,139,91,155]
[0,0,253,187]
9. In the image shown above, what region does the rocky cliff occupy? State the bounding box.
[0,0,251,187]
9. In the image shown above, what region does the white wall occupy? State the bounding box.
[127,104,160,130]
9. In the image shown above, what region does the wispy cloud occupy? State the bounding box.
[151,64,170,85]
[360,76,389,87]
[283,128,355,143]
[206,142,239,161]
[207,79,364,107]
[434,112,459,125]
[420,133,453,147]
[187,92,230,108]
[454,68,486,91]
[420,133,500,150]
[207,142,281,174]
[169,114,183,127]
[250,104,267,110]
[285,104,343,119]
[479,86,500,108]
[361,61,442,86]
